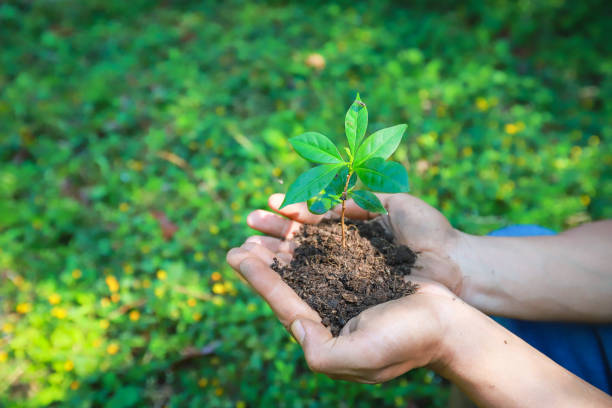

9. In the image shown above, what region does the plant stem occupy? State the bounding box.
[341,172,352,248]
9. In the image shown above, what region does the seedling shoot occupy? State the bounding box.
[280,94,410,247]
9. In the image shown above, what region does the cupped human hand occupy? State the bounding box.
[244,193,465,294]
[227,238,461,383]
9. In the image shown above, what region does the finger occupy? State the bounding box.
[241,242,291,266]
[245,235,295,254]
[246,209,302,238]
[269,194,326,224]
[240,242,279,265]
[294,319,384,376]
[226,249,320,326]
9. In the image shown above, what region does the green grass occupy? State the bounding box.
[0,0,610,406]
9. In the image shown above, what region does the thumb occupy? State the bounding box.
[290,318,332,347]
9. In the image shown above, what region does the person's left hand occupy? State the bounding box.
[227,233,462,383]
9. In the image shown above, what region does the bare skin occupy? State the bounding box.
[226,193,612,407]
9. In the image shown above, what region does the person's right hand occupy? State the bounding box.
[245,193,466,295]
[227,236,464,383]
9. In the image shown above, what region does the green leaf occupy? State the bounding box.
[354,124,406,166]
[306,168,356,214]
[345,94,368,155]
[350,190,387,214]
[307,195,340,214]
[289,132,344,164]
[281,164,345,208]
[355,158,410,193]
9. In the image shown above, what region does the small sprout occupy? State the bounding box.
[280,94,410,247]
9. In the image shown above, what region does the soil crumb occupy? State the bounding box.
[271,219,418,336]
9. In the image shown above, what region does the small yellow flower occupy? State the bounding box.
[0,351,7,363]
[119,202,130,212]
[462,146,473,157]
[580,195,591,206]
[247,303,257,312]
[2,323,14,333]
[154,288,164,298]
[236,401,246,408]
[475,97,489,111]
[215,387,224,396]
[72,269,82,279]
[505,123,519,135]
[211,272,222,282]
[192,312,202,321]
[100,319,110,329]
[212,283,226,295]
[223,281,235,293]
[128,160,144,172]
[129,310,140,321]
[107,343,119,355]
[156,269,167,280]
[194,252,204,262]
[212,296,224,307]
[233,214,242,223]
[105,276,119,292]
[70,381,80,390]
[52,307,67,319]
[588,135,600,146]
[123,264,134,274]
[570,146,582,158]
[16,303,32,314]
[32,219,43,230]
[13,275,24,287]
[187,298,197,307]
[101,297,111,307]
[198,378,208,388]
[48,293,61,305]
[64,360,74,371]
[142,279,151,288]
[209,225,220,235]
[110,293,120,303]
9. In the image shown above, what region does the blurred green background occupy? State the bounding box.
[1,0,610,406]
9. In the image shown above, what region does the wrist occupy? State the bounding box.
[446,230,498,312]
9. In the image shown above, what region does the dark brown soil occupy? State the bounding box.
[271,219,418,336]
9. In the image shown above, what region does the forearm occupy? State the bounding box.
[450,220,612,321]
[435,300,611,407]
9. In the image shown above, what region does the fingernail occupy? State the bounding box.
[291,320,305,343]
[245,236,262,244]
[241,242,257,251]
[269,194,284,209]
[238,259,251,277]
[246,212,256,226]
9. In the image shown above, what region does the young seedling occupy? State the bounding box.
[280,94,410,248]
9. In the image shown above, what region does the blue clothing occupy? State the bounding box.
[490,225,611,394]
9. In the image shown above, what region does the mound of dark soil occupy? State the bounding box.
[271,219,418,336]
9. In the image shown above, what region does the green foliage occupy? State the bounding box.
[282,96,409,214]
[0,0,610,407]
